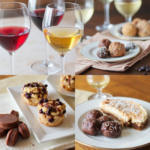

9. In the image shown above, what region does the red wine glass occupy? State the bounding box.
[0,2,31,75]
[28,0,63,75]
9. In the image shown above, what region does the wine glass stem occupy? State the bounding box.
[60,55,65,75]
[9,52,15,75]
[97,88,102,97]
[125,16,132,22]
[103,2,111,25]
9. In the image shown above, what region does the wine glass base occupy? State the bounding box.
[31,60,61,75]
[88,93,113,101]
[96,24,114,31]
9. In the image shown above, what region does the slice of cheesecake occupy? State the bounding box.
[100,99,148,130]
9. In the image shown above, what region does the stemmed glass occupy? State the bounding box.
[96,0,114,31]
[43,2,84,75]
[28,0,62,74]
[86,75,112,100]
[114,0,142,22]
[0,2,31,75]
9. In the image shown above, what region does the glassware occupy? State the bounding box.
[96,0,114,31]
[28,0,62,74]
[114,0,142,22]
[86,75,112,100]
[0,2,31,75]
[43,2,84,75]
[76,0,94,41]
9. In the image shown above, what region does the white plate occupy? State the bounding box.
[80,40,140,62]
[7,80,75,143]
[110,22,150,41]
[46,75,75,97]
[75,97,150,150]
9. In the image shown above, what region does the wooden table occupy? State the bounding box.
[75,75,150,150]
[81,0,150,75]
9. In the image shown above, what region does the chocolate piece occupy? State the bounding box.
[82,119,100,136]
[99,39,111,49]
[18,122,30,139]
[98,115,113,124]
[125,43,136,51]
[101,121,122,138]
[6,129,19,146]
[10,110,19,118]
[86,110,103,120]
[97,47,109,58]
[0,127,7,138]
[0,114,18,130]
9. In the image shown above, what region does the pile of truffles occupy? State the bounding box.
[82,110,122,138]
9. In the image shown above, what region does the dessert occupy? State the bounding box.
[22,82,48,106]
[98,115,113,124]
[6,129,19,146]
[100,99,148,130]
[0,114,18,130]
[97,47,109,58]
[37,98,66,127]
[137,20,150,37]
[0,128,7,138]
[125,42,136,51]
[122,23,137,37]
[132,18,141,26]
[60,75,75,92]
[18,122,30,139]
[86,110,103,120]
[10,110,19,118]
[101,121,122,138]
[98,39,111,49]
[108,42,126,57]
[82,119,100,135]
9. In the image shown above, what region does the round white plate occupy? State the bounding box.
[110,22,150,41]
[76,97,150,150]
[46,75,75,97]
[80,40,140,62]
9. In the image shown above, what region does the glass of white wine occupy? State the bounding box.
[86,75,112,100]
[114,0,142,22]
[96,0,114,31]
[43,2,84,75]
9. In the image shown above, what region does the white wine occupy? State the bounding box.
[114,0,142,17]
[81,7,94,24]
[87,75,110,89]
[44,26,83,56]
[98,0,113,3]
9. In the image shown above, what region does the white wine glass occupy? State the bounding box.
[43,2,84,75]
[96,0,114,31]
[114,0,142,22]
[86,75,112,100]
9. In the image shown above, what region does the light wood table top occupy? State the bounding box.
[75,75,150,150]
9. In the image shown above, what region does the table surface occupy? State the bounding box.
[75,75,150,150]
[81,0,150,75]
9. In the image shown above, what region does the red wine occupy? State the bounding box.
[0,26,30,52]
[30,9,64,31]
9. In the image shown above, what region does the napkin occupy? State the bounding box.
[75,30,150,75]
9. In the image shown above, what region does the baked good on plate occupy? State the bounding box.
[97,46,109,58]
[60,75,75,92]
[132,18,141,26]
[86,110,103,120]
[98,39,111,49]
[100,99,148,130]
[38,98,66,127]
[98,115,113,124]
[21,82,48,106]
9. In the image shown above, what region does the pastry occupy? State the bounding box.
[108,42,126,57]
[101,121,122,138]
[97,47,109,58]
[132,18,141,26]
[86,110,103,120]
[137,20,150,37]
[37,98,66,127]
[98,115,113,124]
[10,110,19,118]
[98,39,111,49]
[82,119,100,135]
[22,82,48,106]
[0,114,18,130]
[60,75,75,92]
[125,43,136,51]
[122,23,137,36]
[18,121,30,139]
[6,129,19,146]
[100,99,148,130]
[0,128,7,138]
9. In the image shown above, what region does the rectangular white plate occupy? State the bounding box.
[7,80,75,143]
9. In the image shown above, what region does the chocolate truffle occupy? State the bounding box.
[98,115,113,124]
[86,110,103,120]
[99,39,111,49]
[97,47,109,58]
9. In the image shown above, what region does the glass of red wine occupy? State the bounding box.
[28,0,63,74]
[0,2,30,75]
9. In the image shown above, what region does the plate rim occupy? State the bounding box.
[75,96,150,150]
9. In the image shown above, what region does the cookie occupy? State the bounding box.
[18,122,30,139]
[0,127,7,138]
[132,18,141,26]
[10,110,19,118]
